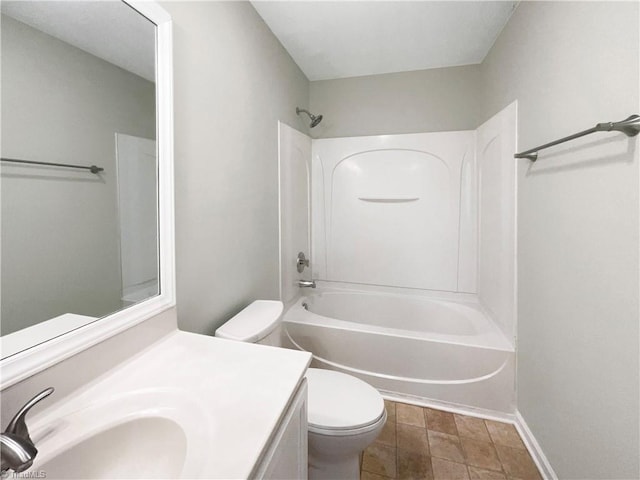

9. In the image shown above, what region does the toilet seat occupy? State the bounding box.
[306,368,385,436]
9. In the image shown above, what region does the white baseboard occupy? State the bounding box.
[380,391,557,480]
[513,411,557,480]
[380,390,517,424]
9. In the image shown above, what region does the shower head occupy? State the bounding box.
[309,114,323,128]
[296,107,323,128]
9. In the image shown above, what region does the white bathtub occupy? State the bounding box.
[283,290,515,413]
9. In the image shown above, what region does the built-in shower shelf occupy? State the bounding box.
[358,196,419,203]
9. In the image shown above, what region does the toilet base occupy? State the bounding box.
[308,452,360,480]
[307,409,387,480]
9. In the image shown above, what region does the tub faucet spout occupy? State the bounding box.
[298,280,316,288]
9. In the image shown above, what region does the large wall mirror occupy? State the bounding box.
[0,1,174,370]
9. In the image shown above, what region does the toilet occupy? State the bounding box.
[215,300,386,480]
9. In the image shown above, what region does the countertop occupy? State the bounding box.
[29,331,312,479]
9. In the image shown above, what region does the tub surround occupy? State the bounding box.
[278,104,517,415]
[278,122,313,306]
[308,104,517,341]
[24,331,311,478]
[311,130,477,294]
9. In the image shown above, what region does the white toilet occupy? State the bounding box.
[215,300,386,480]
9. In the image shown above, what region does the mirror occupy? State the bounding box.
[1,1,159,359]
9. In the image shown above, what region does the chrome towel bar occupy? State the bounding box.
[1,157,104,174]
[514,114,640,161]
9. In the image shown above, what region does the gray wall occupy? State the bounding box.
[1,15,156,335]
[480,2,639,478]
[160,1,309,335]
[309,65,481,138]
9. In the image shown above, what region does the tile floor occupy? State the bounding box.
[360,400,542,480]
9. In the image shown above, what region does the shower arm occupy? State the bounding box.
[295,107,323,128]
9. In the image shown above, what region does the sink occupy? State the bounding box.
[39,417,187,479]
[28,389,210,479]
[8,331,311,479]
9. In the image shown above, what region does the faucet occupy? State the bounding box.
[297,280,316,288]
[296,252,310,273]
[1,387,54,474]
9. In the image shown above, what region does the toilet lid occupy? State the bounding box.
[214,300,283,343]
[306,368,385,431]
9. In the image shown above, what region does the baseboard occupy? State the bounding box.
[380,390,557,480]
[380,389,517,424]
[513,411,557,480]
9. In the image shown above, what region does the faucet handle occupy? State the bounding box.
[296,252,310,273]
[5,388,54,441]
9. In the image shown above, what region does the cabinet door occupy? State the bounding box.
[255,379,308,480]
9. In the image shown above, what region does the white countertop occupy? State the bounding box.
[29,331,312,479]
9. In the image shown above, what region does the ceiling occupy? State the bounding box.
[251,1,518,81]
[1,1,155,82]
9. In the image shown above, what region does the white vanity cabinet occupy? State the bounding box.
[253,379,308,480]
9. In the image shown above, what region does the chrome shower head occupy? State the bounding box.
[296,107,323,128]
[309,114,323,128]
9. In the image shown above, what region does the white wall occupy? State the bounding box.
[278,123,312,305]
[476,103,517,342]
[309,65,481,138]
[115,134,158,303]
[311,132,477,293]
[160,2,310,335]
[480,2,639,478]
[1,15,156,335]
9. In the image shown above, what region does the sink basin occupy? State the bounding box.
[29,389,210,479]
[39,417,187,479]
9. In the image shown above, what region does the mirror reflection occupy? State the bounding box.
[1,1,157,357]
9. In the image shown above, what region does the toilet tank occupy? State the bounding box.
[214,300,284,346]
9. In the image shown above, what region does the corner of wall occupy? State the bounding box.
[514,410,558,480]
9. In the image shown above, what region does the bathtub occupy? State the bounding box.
[283,289,515,413]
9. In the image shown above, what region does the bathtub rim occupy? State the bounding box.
[284,325,512,386]
[302,289,491,336]
[285,290,514,352]
[303,280,515,346]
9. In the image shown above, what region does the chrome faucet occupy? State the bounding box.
[298,280,316,288]
[296,252,310,273]
[1,387,54,474]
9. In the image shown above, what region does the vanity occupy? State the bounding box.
[2,316,311,479]
[21,332,311,479]
[0,1,311,478]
